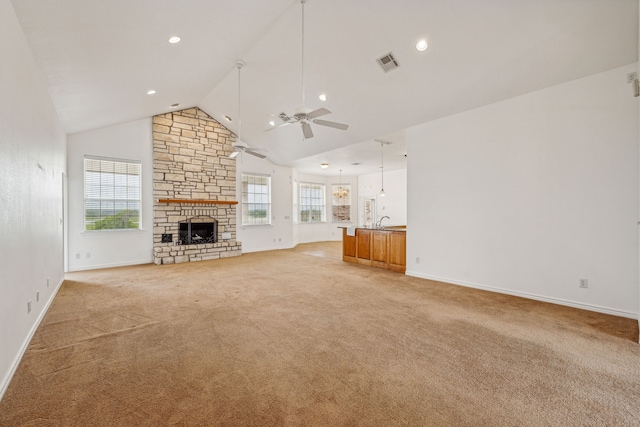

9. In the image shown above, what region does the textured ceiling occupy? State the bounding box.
[11,0,638,175]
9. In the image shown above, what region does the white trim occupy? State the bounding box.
[68,259,153,272]
[405,271,638,320]
[84,154,142,164]
[241,173,272,227]
[242,245,295,254]
[0,277,65,402]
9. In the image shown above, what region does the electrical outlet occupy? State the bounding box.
[416,257,420,264]
[36,291,40,302]
[627,72,638,83]
[75,253,81,259]
[579,279,588,288]
[86,252,91,259]
[47,277,50,287]
[27,300,31,313]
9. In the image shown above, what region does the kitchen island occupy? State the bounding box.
[341,226,406,273]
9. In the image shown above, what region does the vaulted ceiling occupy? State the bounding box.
[11,0,638,175]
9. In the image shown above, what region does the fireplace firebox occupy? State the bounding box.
[179,216,218,245]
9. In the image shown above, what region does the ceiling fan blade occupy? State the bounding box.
[245,149,267,159]
[306,107,331,120]
[301,122,314,139]
[312,119,349,131]
[265,122,291,132]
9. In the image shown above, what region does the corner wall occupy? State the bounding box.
[235,154,295,252]
[358,169,407,228]
[406,63,639,318]
[0,0,66,399]
[67,118,154,271]
[294,172,359,245]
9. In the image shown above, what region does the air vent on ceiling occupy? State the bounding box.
[376,52,400,73]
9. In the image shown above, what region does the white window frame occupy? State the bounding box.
[299,182,326,223]
[84,155,142,231]
[292,179,299,224]
[241,173,271,226]
[331,183,351,222]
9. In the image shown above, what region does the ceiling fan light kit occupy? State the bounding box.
[229,60,266,160]
[267,0,349,140]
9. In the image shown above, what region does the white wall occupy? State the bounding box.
[358,169,407,227]
[294,172,358,244]
[0,0,66,399]
[67,119,153,271]
[235,154,295,252]
[406,63,639,318]
[236,158,358,250]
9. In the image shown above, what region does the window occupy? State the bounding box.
[299,182,325,223]
[331,184,351,222]
[292,179,299,224]
[84,156,141,230]
[242,173,271,225]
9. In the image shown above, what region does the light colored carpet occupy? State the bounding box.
[1,242,638,426]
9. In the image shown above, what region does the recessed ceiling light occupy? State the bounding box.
[170,103,180,108]
[224,115,232,122]
[319,93,327,102]
[168,36,181,44]
[416,39,428,51]
[147,90,156,95]
[268,120,275,127]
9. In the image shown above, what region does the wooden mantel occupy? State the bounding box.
[157,199,238,205]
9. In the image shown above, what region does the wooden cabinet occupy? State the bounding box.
[342,227,406,272]
[357,229,372,262]
[371,231,389,269]
[388,232,407,272]
[343,230,357,261]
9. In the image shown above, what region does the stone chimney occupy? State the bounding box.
[152,108,241,264]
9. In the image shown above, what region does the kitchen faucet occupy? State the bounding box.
[377,216,390,229]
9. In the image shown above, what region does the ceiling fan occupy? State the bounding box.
[229,140,266,159]
[268,0,349,139]
[230,61,267,159]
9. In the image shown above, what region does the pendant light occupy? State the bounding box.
[333,169,348,199]
[379,141,385,197]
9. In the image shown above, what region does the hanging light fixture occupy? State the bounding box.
[379,141,385,197]
[333,169,348,199]
[229,61,244,159]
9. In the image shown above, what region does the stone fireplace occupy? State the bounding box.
[152,108,242,264]
[179,216,218,245]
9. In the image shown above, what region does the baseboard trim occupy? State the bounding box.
[0,277,65,402]
[242,245,295,254]
[405,270,638,320]
[68,258,153,272]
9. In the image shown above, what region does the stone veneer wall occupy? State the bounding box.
[152,107,241,264]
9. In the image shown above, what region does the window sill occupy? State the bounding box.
[82,228,146,234]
